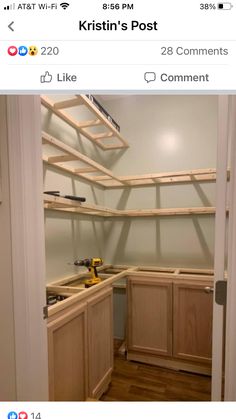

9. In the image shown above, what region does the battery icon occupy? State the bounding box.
[218,2,233,9]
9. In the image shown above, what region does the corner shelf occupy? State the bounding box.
[42,131,127,186]
[42,131,218,189]
[44,193,120,217]
[42,98,219,218]
[44,194,216,218]
[41,95,129,151]
[90,168,217,188]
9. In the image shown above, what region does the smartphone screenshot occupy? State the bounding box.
[1,1,236,418]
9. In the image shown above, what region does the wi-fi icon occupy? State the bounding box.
[60,2,70,9]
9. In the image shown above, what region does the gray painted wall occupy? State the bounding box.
[42,95,218,340]
[42,100,105,282]
[43,95,217,277]
[102,95,217,268]
[101,95,217,339]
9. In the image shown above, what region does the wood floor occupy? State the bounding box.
[101,355,211,401]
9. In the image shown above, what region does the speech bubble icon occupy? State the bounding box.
[144,72,156,83]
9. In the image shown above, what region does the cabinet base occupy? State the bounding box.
[90,368,112,400]
[127,352,212,376]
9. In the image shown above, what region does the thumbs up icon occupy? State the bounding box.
[18,46,28,56]
[40,71,53,83]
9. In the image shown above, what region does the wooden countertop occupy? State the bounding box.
[46,264,215,319]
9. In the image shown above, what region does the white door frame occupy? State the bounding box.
[7,95,48,400]
[224,96,236,400]
[212,95,236,401]
[211,95,229,401]
[6,94,236,401]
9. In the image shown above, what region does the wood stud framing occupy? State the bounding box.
[42,96,221,218]
[41,95,129,150]
[42,131,127,186]
[89,168,220,188]
[44,194,120,217]
[42,131,219,189]
[44,194,216,218]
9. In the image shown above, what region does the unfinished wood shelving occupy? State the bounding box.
[44,194,216,218]
[42,131,128,186]
[90,168,218,188]
[41,95,129,151]
[42,131,218,189]
[44,193,120,217]
[42,97,219,218]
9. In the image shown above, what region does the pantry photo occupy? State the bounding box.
[0,94,236,402]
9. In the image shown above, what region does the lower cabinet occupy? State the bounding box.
[173,280,213,363]
[47,274,213,400]
[127,275,213,374]
[127,276,173,356]
[87,287,113,399]
[47,286,113,401]
[47,302,88,401]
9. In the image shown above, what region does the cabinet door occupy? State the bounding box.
[173,281,213,363]
[47,303,87,401]
[87,287,113,398]
[127,276,173,356]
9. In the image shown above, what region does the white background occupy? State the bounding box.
[0,0,236,90]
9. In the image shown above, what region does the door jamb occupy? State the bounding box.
[7,95,49,401]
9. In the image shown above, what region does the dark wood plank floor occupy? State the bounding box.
[101,355,211,401]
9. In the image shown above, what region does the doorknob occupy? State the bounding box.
[204,286,214,293]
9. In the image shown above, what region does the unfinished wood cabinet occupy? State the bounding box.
[87,287,113,399]
[47,303,88,401]
[127,276,173,356]
[173,280,213,364]
[127,273,213,374]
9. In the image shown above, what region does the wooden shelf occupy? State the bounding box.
[41,95,129,151]
[42,131,127,186]
[42,98,220,217]
[44,194,216,218]
[90,168,218,188]
[42,131,218,189]
[120,207,216,217]
[44,194,120,217]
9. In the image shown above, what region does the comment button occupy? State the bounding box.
[144,71,156,83]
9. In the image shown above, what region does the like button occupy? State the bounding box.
[18,46,28,56]
[40,71,53,83]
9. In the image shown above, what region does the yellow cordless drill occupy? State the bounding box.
[74,258,103,287]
